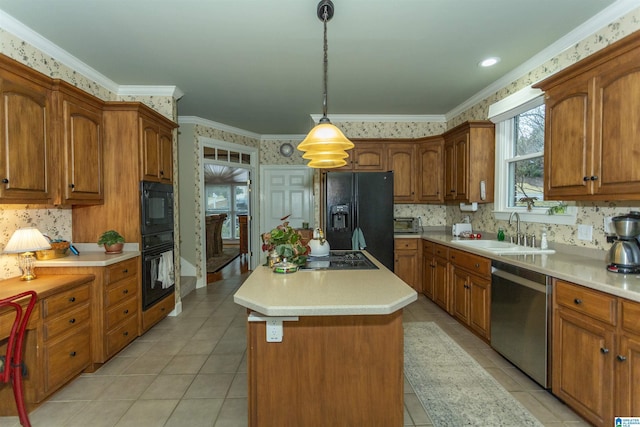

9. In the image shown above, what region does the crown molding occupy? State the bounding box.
[260,134,307,141]
[446,0,640,120]
[178,116,261,140]
[310,114,446,123]
[118,85,184,99]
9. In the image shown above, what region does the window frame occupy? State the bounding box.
[490,87,576,225]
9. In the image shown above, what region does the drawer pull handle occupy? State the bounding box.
[600,347,609,354]
[70,351,77,357]
[573,298,582,305]
[124,309,129,314]
[69,297,76,302]
[123,289,129,294]
[123,331,129,336]
[475,263,480,268]
[617,355,627,362]
[69,318,76,324]
[123,269,128,273]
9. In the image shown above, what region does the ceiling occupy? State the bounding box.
[0,0,629,135]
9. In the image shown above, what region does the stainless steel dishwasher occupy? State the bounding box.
[490,260,551,388]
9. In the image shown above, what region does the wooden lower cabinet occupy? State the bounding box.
[247,311,404,427]
[553,279,640,426]
[38,257,140,366]
[142,292,175,332]
[432,244,450,312]
[394,238,421,292]
[449,249,491,340]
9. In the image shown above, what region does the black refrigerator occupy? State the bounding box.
[323,171,394,271]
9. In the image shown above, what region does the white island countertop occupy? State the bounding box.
[234,252,417,316]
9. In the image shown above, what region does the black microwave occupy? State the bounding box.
[140,181,174,235]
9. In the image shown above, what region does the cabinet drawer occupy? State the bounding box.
[142,293,174,331]
[44,326,90,392]
[106,297,138,330]
[448,249,490,277]
[106,276,138,308]
[621,299,640,335]
[395,239,418,250]
[43,303,90,342]
[106,258,138,285]
[434,244,448,259]
[106,315,138,357]
[42,284,90,318]
[555,280,617,325]
[422,240,434,255]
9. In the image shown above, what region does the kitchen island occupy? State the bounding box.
[234,252,417,427]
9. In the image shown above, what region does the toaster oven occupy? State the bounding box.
[393,217,420,234]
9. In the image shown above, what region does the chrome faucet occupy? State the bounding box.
[509,211,522,245]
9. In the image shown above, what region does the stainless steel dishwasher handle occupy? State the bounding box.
[491,268,546,293]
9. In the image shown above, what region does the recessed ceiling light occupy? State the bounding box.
[479,57,501,67]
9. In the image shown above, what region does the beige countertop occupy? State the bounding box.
[34,243,140,267]
[411,231,640,302]
[233,251,417,316]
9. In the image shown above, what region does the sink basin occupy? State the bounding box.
[449,239,555,255]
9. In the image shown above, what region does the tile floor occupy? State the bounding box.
[0,267,590,427]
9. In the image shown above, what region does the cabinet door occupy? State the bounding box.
[544,74,593,199]
[159,129,173,183]
[553,307,615,426]
[140,117,161,182]
[453,132,469,201]
[433,256,449,312]
[422,244,434,299]
[617,332,640,418]
[417,139,443,203]
[593,57,640,197]
[469,274,490,339]
[388,144,415,202]
[443,140,455,201]
[0,74,52,203]
[61,97,103,203]
[450,267,469,324]
[353,143,386,171]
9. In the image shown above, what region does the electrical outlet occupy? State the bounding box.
[578,224,593,241]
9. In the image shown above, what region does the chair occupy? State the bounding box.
[0,290,37,427]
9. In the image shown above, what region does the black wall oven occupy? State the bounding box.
[141,181,174,235]
[141,231,175,310]
[140,181,175,311]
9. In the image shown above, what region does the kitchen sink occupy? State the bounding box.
[449,239,555,255]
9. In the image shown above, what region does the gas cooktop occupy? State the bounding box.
[300,250,379,271]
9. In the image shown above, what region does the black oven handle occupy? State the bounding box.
[143,245,174,259]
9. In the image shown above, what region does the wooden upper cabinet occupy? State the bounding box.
[54,81,104,204]
[535,31,640,200]
[443,121,494,204]
[0,66,52,203]
[388,144,415,202]
[141,116,174,183]
[336,141,386,171]
[417,136,444,203]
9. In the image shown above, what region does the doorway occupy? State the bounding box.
[199,139,258,283]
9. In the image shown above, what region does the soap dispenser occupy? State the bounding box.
[540,227,548,250]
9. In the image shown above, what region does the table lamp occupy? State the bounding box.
[4,227,51,281]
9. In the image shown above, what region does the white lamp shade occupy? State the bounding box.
[4,227,51,253]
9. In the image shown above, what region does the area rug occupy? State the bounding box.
[404,322,543,427]
[206,247,240,273]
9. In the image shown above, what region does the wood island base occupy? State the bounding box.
[247,310,404,427]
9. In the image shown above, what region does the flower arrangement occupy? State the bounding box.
[261,221,309,265]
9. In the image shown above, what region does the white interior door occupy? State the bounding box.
[260,166,313,233]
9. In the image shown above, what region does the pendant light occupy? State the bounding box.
[298,0,353,168]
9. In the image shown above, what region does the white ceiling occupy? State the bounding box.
[0,0,632,135]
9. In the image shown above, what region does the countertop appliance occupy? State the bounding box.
[491,260,551,388]
[394,217,420,234]
[452,223,473,236]
[299,250,379,271]
[324,171,394,271]
[607,211,640,273]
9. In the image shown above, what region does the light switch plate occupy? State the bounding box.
[578,224,593,241]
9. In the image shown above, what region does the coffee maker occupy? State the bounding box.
[607,211,640,273]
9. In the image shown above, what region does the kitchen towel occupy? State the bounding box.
[351,227,367,250]
[158,250,175,289]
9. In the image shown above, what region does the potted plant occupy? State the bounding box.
[97,230,125,254]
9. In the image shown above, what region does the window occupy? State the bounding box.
[490,86,576,225]
[206,184,248,239]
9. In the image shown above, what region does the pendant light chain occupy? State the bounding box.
[321,5,329,121]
